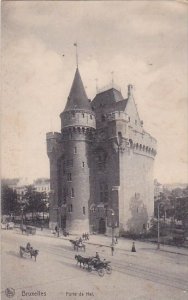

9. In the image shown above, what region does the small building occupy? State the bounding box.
[33,178,50,195]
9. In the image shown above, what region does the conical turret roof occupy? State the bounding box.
[64,68,92,112]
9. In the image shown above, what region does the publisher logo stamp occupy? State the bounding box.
[5,288,15,298]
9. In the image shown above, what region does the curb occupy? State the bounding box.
[35,230,188,256]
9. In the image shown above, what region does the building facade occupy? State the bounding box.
[46,68,157,235]
[33,178,50,195]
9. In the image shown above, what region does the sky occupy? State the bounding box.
[1,0,188,184]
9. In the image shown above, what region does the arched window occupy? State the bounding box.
[83,206,86,215]
[67,173,72,181]
[99,182,108,203]
[95,148,107,171]
[101,115,105,122]
[71,188,74,197]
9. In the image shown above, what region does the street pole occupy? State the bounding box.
[59,207,62,235]
[21,208,23,234]
[57,208,60,237]
[157,202,160,250]
[112,225,114,246]
[111,211,115,246]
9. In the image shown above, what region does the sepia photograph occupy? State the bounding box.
[1,1,188,299]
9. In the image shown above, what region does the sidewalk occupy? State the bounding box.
[35,227,188,256]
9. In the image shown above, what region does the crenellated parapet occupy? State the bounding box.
[109,131,157,158]
[107,111,129,123]
[46,131,62,159]
[61,126,95,142]
[60,110,96,131]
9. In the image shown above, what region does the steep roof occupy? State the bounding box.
[92,88,127,113]
[95,88,124,103]
[64,68,92,112]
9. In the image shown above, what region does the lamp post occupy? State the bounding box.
[105,206,115,245]
[111,211,115,246]
[53,205,66,237]
[21,207,24,233]
[157,201,164,250]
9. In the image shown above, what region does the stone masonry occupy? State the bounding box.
[46,68,157,235]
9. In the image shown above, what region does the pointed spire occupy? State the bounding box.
[64,68,92,112]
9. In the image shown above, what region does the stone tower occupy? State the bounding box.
[47,68,96,233]
[46,66,157,236]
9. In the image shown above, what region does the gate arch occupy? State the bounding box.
[98,218,106,234]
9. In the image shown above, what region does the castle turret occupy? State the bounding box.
[59,68,96,233]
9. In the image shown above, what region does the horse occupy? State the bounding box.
[69,240,77,250]
[19,246,39,261]
[69,240,86,252]
[75,255,92,269]
[30,248,39,261]
[76,243,86,252]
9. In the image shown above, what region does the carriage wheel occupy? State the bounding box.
[98,268,105,277]
[106,266,112,274]
[88,266,92,272]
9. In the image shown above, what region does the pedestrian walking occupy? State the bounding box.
[131,242,136,252]
[111,245,114,256]
[95,252,100,260]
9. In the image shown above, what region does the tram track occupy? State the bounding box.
[40,242,188,292]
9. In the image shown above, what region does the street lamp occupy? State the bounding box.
[21,207,24,233]
[157,202,164,250]
[105,207,115,245]
[53,204,66,237]
[111,210,115,246]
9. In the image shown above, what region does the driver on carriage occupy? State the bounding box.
[26,242,32,252]
[78,237,83,246]
[95,252,100,260]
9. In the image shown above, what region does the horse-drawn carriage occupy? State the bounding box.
[19,243,39,261]
[69,239,86,252]
[75,255,112,277]
[20,225,36,235]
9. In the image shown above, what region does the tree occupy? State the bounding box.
[1,184,19,216]
[24,185,48,220]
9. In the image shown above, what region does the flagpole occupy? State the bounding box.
[74,43,78,68]
[111,71,114,87]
